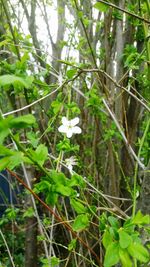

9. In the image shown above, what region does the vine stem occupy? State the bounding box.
[7,168,103,267]
[132,118,150,217]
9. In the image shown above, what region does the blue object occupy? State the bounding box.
[0,170,21,216]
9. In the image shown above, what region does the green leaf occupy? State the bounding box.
[128,242,149,263]
[0,145,14,156]
[23,207,34,218]
[0,117,11,144]
[72,214,90,231]
[108,216,120,229]
[52,184,73,197]
[66,69,77,79]
[46,192,58,206]
[68,173,85,188]
[104,242,119,267]
[119,229,132,249]
[34,180,52,192]
[94,2,109,12]
[7,152,23,170]
[102,230,113,249]
[50,257,60,266]
[70,199,87,214]
[0,152,23,171]
[49,170,67,185]
[40,256,60,267]
[33,144,48,166]
[0,157,11,171]
[119,248,132,267]
[132,210,150,225]
[68,239,77,251]
[9,114,36,129]
[0,74,32,89]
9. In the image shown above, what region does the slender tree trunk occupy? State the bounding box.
[24,167,37,267]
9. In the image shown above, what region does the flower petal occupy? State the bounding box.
[70,117,79,126]
[62,116,69,126]
[72,126,82,134]
[58,125,68,133]
[67,164,73,172]
[66,129,73,138]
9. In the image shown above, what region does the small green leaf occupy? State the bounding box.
[34,144,48,166]
[68,173,85,188]
[0,157,11,171]
[128,242,149,263]
[52,184,73,197]
[119,229,132,249]
[70,198,87,214]
[46,192,58,206]
[40,256,60,267]
[66,69,77,79]
[102,230,113,249]
[132,210,150,225]
[0,74,32,89]
[104,242,119,267]
[0,117,11,144]
[0,145,14,156]
[7,152,23,170]
[23,207,34,218]
[68,239,77,251]
[0,152,23,171]
[49,170,67,185]
[119,248,132,267]
[9,114,36,129]
[94,2,109,12]
[34,180,52,192]
[50,257,60,266]
[108,216,120,229]
[72,214,90,231]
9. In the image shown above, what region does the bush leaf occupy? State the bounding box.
[72,214,90,231]
[104,242,119,267]
[119,229,132,248]
[94,2,109,12]
[128,242,149,263]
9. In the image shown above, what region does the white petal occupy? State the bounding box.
[70,117,79,126]
[67,164,73,172]
[66,129,73,138]
[72,126,82,134]
[58,125,68,133]
[62,117,69,126]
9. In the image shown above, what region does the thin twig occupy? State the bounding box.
[0,229,16,267]
[97,0,150,24]
[102,99,145,170]
[7,169,102,267]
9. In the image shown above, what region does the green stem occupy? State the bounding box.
[132,118,150,217]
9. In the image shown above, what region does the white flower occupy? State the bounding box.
[58,116,82,138]
[65,156,78,173]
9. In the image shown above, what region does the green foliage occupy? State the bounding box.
[0,0,150,266]
[123,44,145,69]
[40,257,60,267]
[104,242,119,267]
[66,68,77,79]
[94,2,109,12]
[68,238,77,251]
[72,214,90,231]
[70,198,87,214]
[0,74,33,89]
[30,144,48,166]
[9,114,36,129]
[101,212,150,267]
